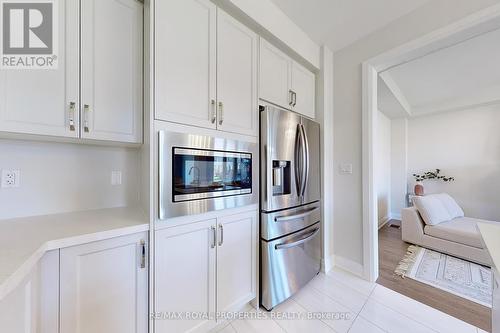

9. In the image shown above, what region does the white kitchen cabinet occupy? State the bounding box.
[155,2,258,136]
[291,61,316,119]
[259,38,316,118]
[81,0,143,143]
[216,9,258,136]
[154,209,258,332]
[259,39,290,109]
[0,0,79,138]
[60,232,148,333]
[155,0,217,130]
[0,0,143,144]
[0,251,59,333]
[155,219,217,333]
[216,211,257,313]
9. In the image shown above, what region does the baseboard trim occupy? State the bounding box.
[333,255,363,277]
[378,216,391,229]
[321,254,335,273]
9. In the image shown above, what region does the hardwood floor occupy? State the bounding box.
[377,219,492,332]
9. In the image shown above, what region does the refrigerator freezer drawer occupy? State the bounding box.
[260,222,321,310]
[261,201,320,240]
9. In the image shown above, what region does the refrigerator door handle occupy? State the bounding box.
[294,124,303,196]
[300,124,310,197]
[274,227,320,250]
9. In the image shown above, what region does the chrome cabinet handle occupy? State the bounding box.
[68,102,76,131]
[218,224,224,246]
[218,102,224,125]
[289,90,294,106]
[292,91,297,107]
[140,239,146,269]
[83,104,90,133]
[210,226,216,248]
[275,227,320,250]
[210,99,216,124]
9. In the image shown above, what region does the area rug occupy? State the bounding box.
[395,245,492,307]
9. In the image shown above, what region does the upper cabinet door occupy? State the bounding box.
[259,39,290,108]
[80,0,143,143]
[217,211,257,313]
[155,0,217,129]
[0,0,79,138]
[60,232,148,333]
[216,9,258,137]
[291,61,316,119]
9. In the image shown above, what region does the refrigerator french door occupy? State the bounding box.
[260,104,321,310]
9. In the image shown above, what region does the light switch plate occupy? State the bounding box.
[339,163,353,174]
[111,171,122,185]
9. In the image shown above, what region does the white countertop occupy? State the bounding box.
[0,206,149,300]
[478,222,500,269]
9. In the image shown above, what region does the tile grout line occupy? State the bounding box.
[367,292,442,333]
[347,284,389,333]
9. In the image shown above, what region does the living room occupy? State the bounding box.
[375,25,500,331]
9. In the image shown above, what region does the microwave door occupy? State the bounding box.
[300,117,321,205]
[261,106,302,212]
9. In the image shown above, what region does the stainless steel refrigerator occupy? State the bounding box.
[260,104,321,310]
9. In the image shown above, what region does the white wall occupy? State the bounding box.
[376,111,391,226]
[390,118,408,219]
[407,106,500,221]
[333,0,500,269]
[0,140,140,220]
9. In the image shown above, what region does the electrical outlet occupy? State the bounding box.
[111,171,122,186]
[1,169,20,188]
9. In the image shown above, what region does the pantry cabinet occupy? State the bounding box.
[155,0,258,136]
[0,251,59,333]
[259,38,316,119]
[0,0,143,144]
[60,232,148,333]
[155,209,258,332]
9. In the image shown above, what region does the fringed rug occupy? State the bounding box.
[395,245,492,307]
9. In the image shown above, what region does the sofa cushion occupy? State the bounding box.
[424,217,484,249]
[413,195,451,225]
[435,193,464,219]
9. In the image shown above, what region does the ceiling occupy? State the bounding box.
[270,0,431,51]
[378,27,500,118]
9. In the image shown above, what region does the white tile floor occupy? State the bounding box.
[215,268,487,333]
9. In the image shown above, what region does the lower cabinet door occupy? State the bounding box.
[217,211,257,314]
[60,232,148,333]
[155,219,217,333]
[0,251,59,333]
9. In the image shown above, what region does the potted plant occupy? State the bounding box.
[412,169,455,196]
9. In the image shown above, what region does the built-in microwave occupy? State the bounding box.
[158,130,258,219]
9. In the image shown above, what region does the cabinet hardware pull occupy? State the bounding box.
[218,224,224,246]
[69,102,76,131]
[293,91,297,107]
[211,226,216,248]
[218,102,224,125]
[289,90,294,106]
[140,240,146,269]
[211,99,216,124]
[83,104,90,133]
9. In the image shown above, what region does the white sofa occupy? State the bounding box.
[401,194,494,266]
